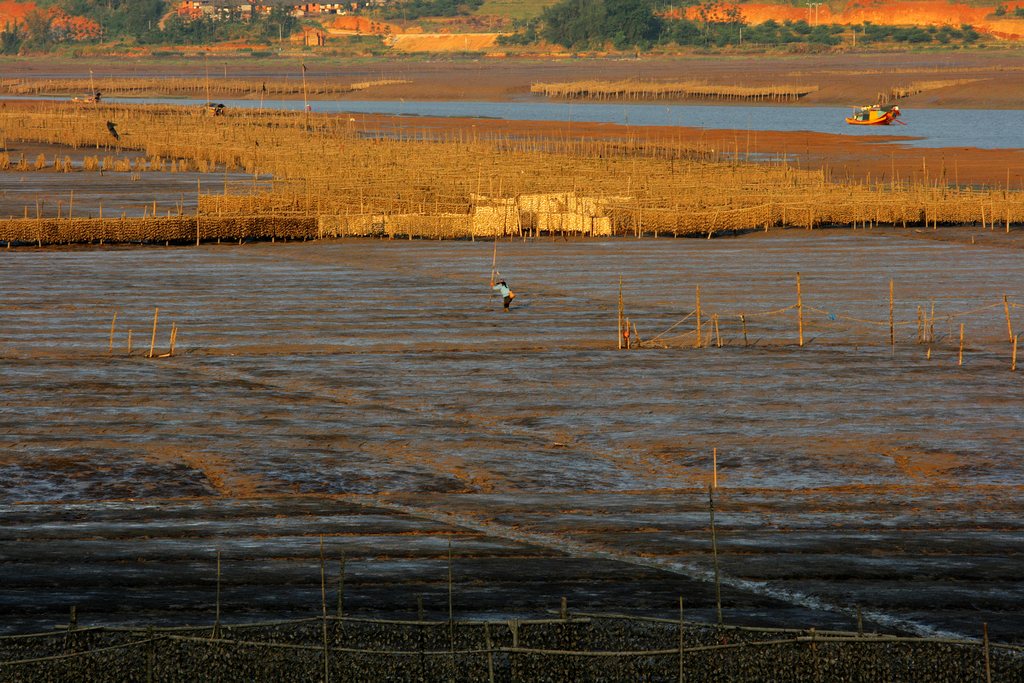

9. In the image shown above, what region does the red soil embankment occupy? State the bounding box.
[680,0,1024,40]
[0,1,100,40]
[387,32,501,52]
[325,15,403,36]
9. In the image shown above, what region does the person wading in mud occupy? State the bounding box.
[491,277,515,312]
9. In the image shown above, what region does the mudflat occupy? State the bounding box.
[2,236,1022,640]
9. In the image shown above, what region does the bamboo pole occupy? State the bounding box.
[958,324,965,367]
[695,286,702,349]
[712,447,718,489]
[797,272,804,347]
[1004,295,1014,342]
[678,596,685,683]
[148,308,159,358]
[127,330,133,355]
[740,314,748,347]
[618,276,624,350]
[213,549,221,637]
[484,623,495,683]
[337,555,345,618]
[709,485,723,625]
[1012,335,1018,372]
[196,177,201,246]
[983,623,992,683]
[889,279,895,353]
[320,536,330,683]
[447,536,455,683]
[108,311,117,354]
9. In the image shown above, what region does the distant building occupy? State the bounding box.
[177,1,393,18]
[291,26,327,45]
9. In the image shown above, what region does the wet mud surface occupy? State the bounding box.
[1,234,1022,641]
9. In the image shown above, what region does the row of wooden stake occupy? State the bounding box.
[621,274,1020,370]
[108,308,177,358]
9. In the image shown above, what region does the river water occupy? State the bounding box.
[4,94,1022,149]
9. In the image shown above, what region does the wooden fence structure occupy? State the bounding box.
[0,610,1019,682]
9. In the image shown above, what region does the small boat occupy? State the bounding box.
[845,104,902,126]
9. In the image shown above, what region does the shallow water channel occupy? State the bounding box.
[1,234,1022,638]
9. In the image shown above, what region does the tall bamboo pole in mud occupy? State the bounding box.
[484,623,495,683]
[301,63,310,129]
[678,597,685,683]
[983,623,992,683]
[708,486,723,625]
[712,447,718,489]
[148,308,159,358]
[196,178,201,246]
[108,311,117,354]
[889,279,895,354]
[447,537,455,682]
[337,555,345,618]
[958,324,965,367]
[320,536,330,683]
[618,276,624,350]
[695,286,702,349]
[213,549,221,637]
[1004,295,1014,342]
[796,273,804,347]
[1012,335,1018,372]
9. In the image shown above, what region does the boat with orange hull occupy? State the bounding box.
[846,104,903,126]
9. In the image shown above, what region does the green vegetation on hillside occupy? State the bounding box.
[380,0,484,20]
[500,0,985,50]
[21,1,301,47]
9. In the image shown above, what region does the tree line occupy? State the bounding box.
[0,0,299,52]
[499,0,983,50]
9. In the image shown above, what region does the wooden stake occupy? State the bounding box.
[148,308,159,358]
[713,314,721,348]
[929,301,935,346]
[214,549,221,636]
[983,623,992,683]
[447,536,455,682]
[695,286,702,349]
[617,276,623,350]
[740,314,748,347]
[797,272,804,347]
[678,596,685,683]
[484,623,495,683]
[1012,335,1018,372]
[127,329,133,356]
[712,447,718,488]
[1004,295,1014,342]
[108,311,117,354]
[337,555,345,618]
[196,177,201,246]
[958,324,965,367]
[320,536,330,683]
[708,485,723,625]
[889,278,895,353]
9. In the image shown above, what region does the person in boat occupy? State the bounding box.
[491,278,515,311]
